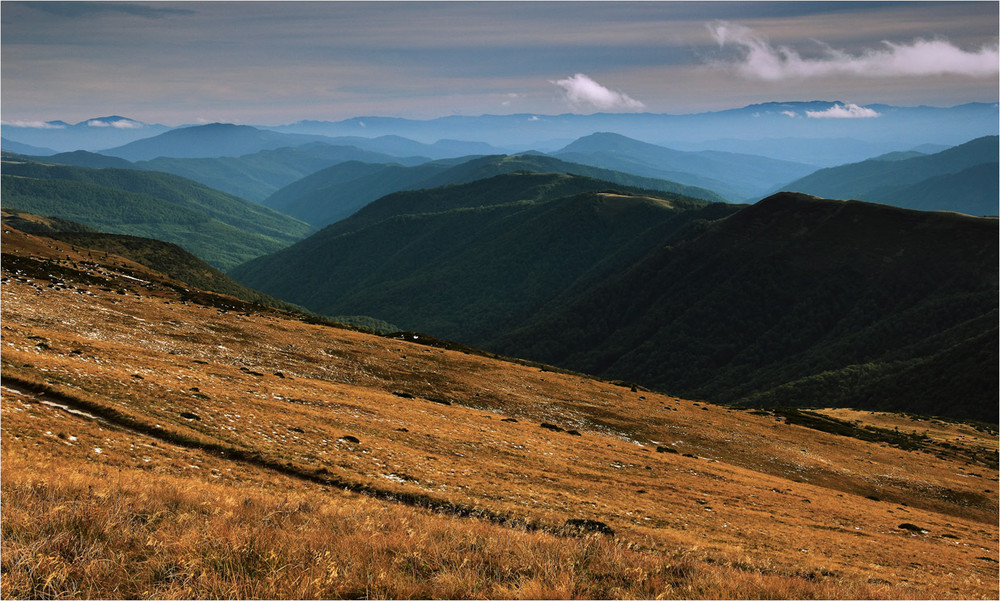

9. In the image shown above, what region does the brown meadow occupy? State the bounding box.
[2,224,998,599]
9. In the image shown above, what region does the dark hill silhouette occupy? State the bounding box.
[493,193,998,421]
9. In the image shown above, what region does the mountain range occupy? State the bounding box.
[262,153,727,228]
[1,154,312,269]
[231,180,997,422]
[781,136,999,215]
[5,101,997,166]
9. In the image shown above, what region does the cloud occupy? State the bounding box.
[552,73,645,111]
[86,119,144,128]
[805,103,880,119]
[24,2,194,19]
[709,22,1000,80]
[780,110,799,118]
[1,120,66,129]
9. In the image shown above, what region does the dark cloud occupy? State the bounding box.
[20,1,194,19]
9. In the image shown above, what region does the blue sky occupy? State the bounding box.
[2,1,998,125]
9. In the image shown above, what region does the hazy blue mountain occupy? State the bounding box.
[874,162,999,216]
[317,135,507,159]
[663,137,890,167]
[1,157,313,269]
[230,172,729,344]
[2,137,57,156]
[266,102,998,162]
[132,142,429,202]
[264,153,728,228]
[1,116,170,152]
[552,132,815,201]
[780,136,999,214]
[100,123,335,161]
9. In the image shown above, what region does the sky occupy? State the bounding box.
[2,1,998,126]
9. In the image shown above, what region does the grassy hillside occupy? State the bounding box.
[781,136,999,214]
[493,193,998,421]
[2,224,997,599]
[1,156,312,269]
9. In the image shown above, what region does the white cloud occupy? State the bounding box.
[709,22,1000,80]
[86,119,144,128]
[1,120,66,129]
[780,110,799,118]
[552,73,645,112]
[805,103,880,119]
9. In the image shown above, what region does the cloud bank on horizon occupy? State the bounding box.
[710,22,1000,81]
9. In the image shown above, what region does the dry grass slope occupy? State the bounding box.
[2,224,998,599]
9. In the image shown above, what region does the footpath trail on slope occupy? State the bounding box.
[0,377,592,537]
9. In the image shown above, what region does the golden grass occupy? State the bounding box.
[2,225,998,599]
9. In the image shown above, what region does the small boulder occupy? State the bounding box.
[179,412,200,421]
[540,423,564,432]
[656,446,679,454]
[339,435,360,444]
[564,518,614,536]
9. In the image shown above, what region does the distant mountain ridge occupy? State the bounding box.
[780,136,999,215]
[553,132,815,201]
[263,153,727,228]
[5,101,996,167]
[99,123,335,161]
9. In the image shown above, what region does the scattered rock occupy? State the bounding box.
[866,494,881,502]
[339,435,360,444]
[564,518,614,536]
[682,453,697,458]
[567,429,582,436]
[131,373,143,379]
[656,446,679,454]
[273,371,285,378]
[540,423,564,432]
[392,391,414,399]
[898,523,926,533]
[179,412,200,421]
[425,397,452,406]
[501,417,518,423]
[189,387,200,392]
[288,426,304,433]
[395,427,409,432]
